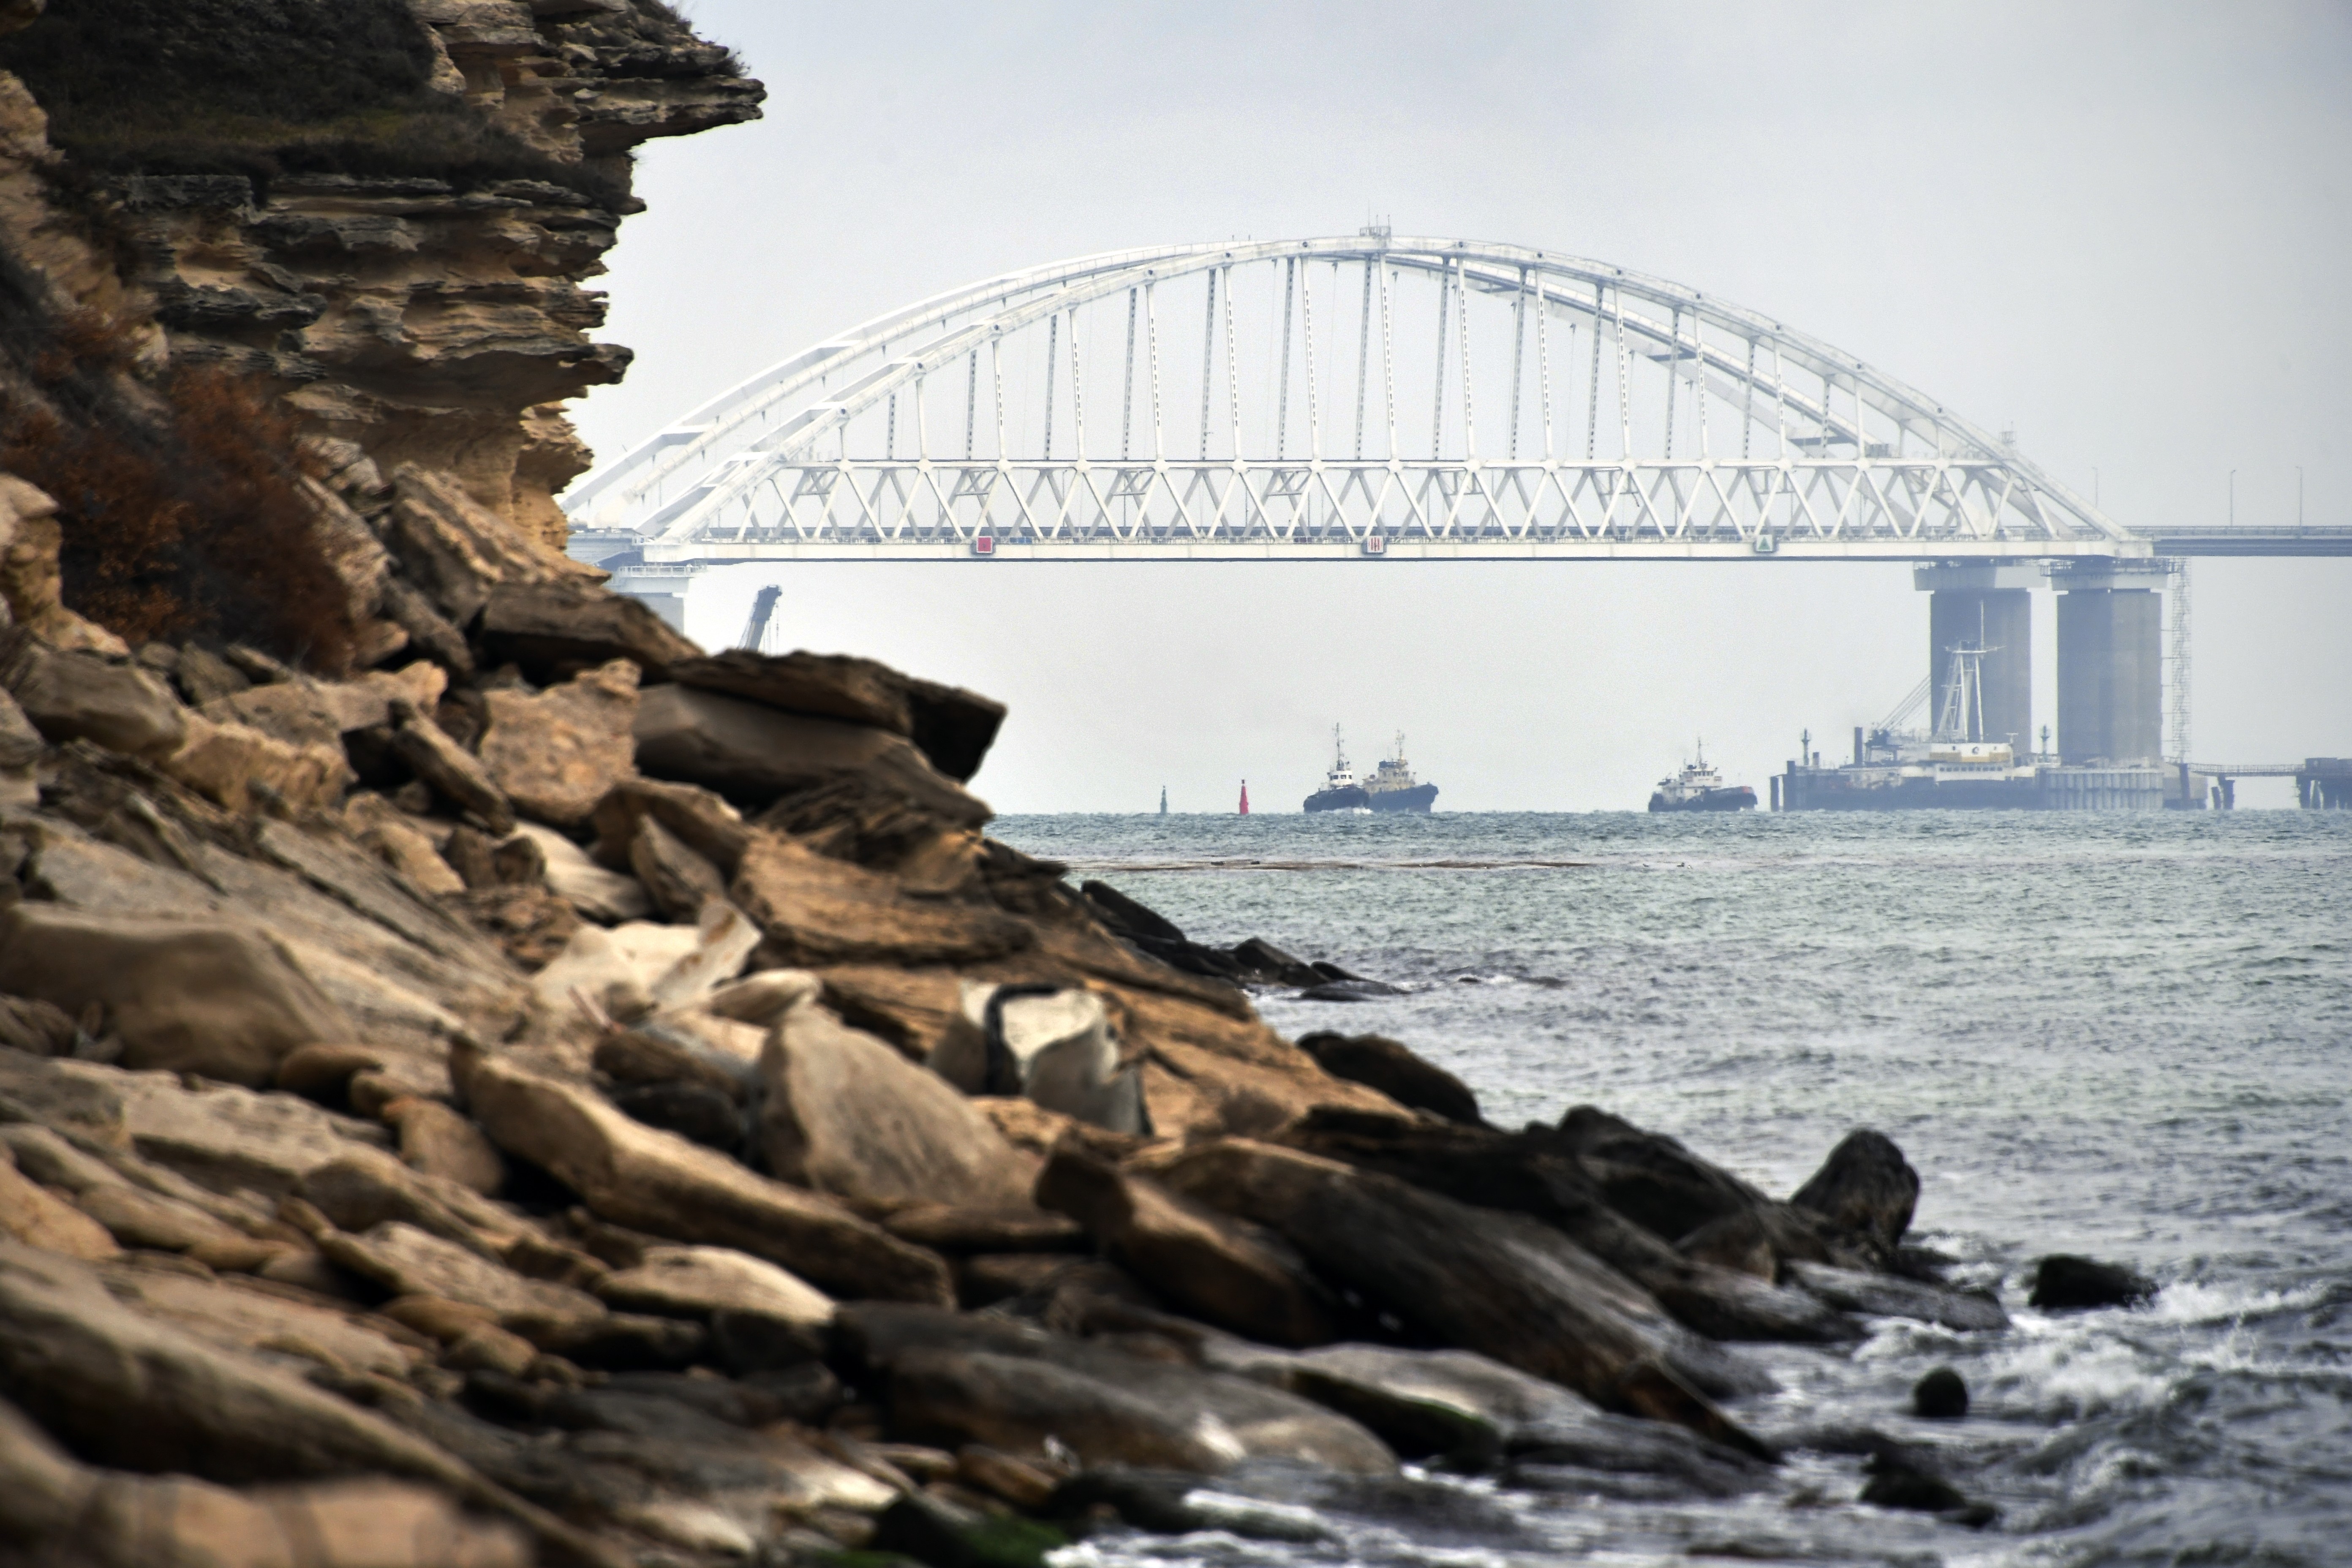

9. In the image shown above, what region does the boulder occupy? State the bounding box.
[381,465,607,631]
[295,1152,523,1260]
[596,1244,835,1328]
[457,1048,954,1304]
[588,777,750,878]
[0,906,356,1087]
[1079,879,1187,945]
[844,1304,1396,1476]
[529,900,763,1021]
[0,476,128,654]
[0,631,186,760]
[1914,1366,1968,1419]
[1296,1032,1483,1126]
[474,578,702,682]
[382,1099,507,1196]
[2028,1253,2157,1311]
[158,711,353,816]
[0,1144,119,1260]
[629,814,728,920]
[634,681,990,823]
[0,1400,532,1568]
[0,995,77,1058]
[477,659,640,830]
[1154,1138,1769,1455]
[757,1000,1037,1211]
[1036,1145,1340,1348]
[318,1222,604,1328]
[389,706,514,836]
[664,648,1007,783]
[609,1082,743,1153]
[507,822,651,923]
[1789,1130,1919,1259]
[1229,936,1327,987]
[730,832,1032,968]
[931,985,1150,1135]
[352,809,469,898]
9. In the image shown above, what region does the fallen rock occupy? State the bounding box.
[0,1143,119,1260]
[1154,1138,1769,1455]
[2028,1253,2158,1312]
[159,711,353,816]
[529,900,763,1020]
[845,1304,1396,1475]
[474,578,702,682]
[881,1204,1087,1255]
[587,777,750,878]
[665,648,1007,783]
[1296,1032,1482,1126]
[0,630,185,760]
[731,832,1032,968]
[390,706,514,837]
[0,907,355,1087]
[931,984,1150,1135]
[1036,1145,1340,1348]
[383,1099,508,1196]
[318,1222,605,1328]
[758,1000,1036,1211]
[381,466,606,631]
[629,813,727,920]
[477,660,641,831]
[608,1082,743,1153]
[508,823,651,923]
[635,681,989,823]
[1789,1129,1919,1260]
[458,1048,953,1304]
[596,1244,834,1328]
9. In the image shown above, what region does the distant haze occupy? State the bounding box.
[571,1,2352,812]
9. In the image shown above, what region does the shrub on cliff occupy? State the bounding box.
[0,0,626,206]
[0,288,357,668]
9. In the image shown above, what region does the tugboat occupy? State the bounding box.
[1303,727,1372,813]
[1648,742,1756,813]
[1363,732,1438,813]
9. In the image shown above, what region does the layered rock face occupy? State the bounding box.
[0,0,762,551]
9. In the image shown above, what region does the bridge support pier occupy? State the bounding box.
[1915,565,2034,748]
[2050,561,2165,765]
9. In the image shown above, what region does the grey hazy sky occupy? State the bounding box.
[571,0,2352,812]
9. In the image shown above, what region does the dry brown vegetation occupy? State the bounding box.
[0,319,357,668]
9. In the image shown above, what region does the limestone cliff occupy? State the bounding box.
[0,0,760,650]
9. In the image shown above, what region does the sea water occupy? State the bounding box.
[991,809,2352,1567]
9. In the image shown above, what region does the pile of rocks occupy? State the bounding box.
[0,468,2052,1564]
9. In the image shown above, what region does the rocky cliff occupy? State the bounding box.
[0,0,760,659]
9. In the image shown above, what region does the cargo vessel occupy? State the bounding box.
[1305,729,1438,813]
[1647,745,1757,812]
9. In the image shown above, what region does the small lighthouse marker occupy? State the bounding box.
[1238,780,1250,815]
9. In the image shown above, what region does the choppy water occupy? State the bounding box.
[992,809,2352,1568]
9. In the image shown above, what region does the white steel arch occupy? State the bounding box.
[564,234,2146,563]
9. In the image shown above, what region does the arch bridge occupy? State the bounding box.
[564,234,2148,564]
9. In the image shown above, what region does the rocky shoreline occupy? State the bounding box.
[0,453,2165,1565]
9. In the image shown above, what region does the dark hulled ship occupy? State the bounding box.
[1648,745,1756,812]
[1306,729,1438,813]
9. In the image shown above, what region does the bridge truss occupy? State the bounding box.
[564,235,2145,563]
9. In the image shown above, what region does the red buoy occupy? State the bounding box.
[1239,779,1250,815]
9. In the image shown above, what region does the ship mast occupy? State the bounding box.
[1933,605,1998,743]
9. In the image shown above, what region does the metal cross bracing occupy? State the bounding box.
[563,235,2148,564]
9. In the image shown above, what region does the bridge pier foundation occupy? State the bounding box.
[1916,566,2034,749]
[2050,560,2165,765]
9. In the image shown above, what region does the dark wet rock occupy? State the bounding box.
[840,1303,1396,1475]
[1784,1260,2009,1331]
[2030,1253,2158,1311]
[1790,1129,1919,1258]
[1296,979,1402,1002]
[1154,1137,1773,1454]
[473,579,702,683]
[1078,880,1186,945]
[1296,1032,1483,1125]
[869,1488,1068,1568]
[1860,1451,1997,1527]
[1229,936,1326,987]
[1222,1458,1536,1547]
[665,648,1007,784]
[1914,1366,1969,1418]
[1050,1466,1334,1543]
[1036,1144,1344,1348]
[608,1081,743,1153]
[1276,1110,1861,1347]
[636,682,990,824]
